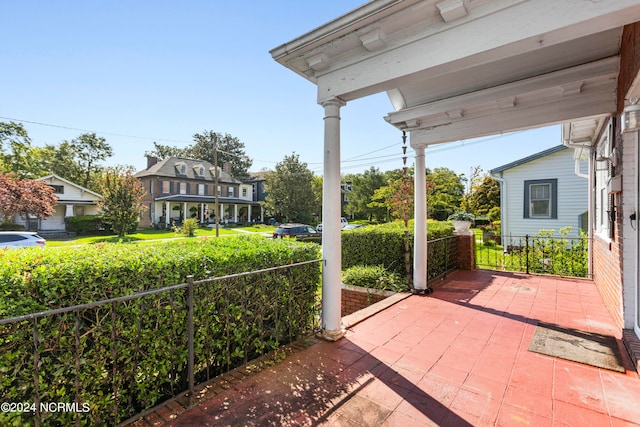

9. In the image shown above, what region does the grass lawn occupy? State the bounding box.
[46,227,242,246]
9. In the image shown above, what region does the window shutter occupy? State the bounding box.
[186,183,190,194]
[170,182,174,193]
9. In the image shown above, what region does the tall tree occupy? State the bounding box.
[191,131,252,178]
[311,175,323,220]
[70,133,114,188]
[462,172,500,216]
[426,167,466,220]
[144,142,188,160]
[144,132,253,178]
[98,167,146,238]
[0,173,57,222]
[344,167,388,221]
[0,121,36,177]
[262,153,315,223]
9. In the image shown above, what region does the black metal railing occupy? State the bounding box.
[476,233,590,278]
[0,260,321,426]
[427,235,459,282]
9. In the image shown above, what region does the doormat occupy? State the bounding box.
[528,323,625,372]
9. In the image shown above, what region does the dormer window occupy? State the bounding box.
[194,164,205,177]
[175,162,187,176]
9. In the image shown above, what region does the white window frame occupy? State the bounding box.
[179,182,187,195]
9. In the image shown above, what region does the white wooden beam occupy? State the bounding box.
[315,0,640,102]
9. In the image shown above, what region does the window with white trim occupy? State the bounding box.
[523,179,557,219]
[197,184,205,196]
[179,182,187,195]
[162,181,170,194]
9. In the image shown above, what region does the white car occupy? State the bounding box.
[0,232,46,248]
[316,217,348,233]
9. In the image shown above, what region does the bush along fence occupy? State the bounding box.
[476,230,590,278]
[0,236,320,426]
[341,220,456,279]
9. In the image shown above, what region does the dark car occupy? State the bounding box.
[272,224,320,240]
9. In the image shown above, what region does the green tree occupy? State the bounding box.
[311,175,323,220]
[426,167,466,220]
[144,142,188,160]
[0,121,37,177]
[344,167,388,221]
[70,133,114,188]
[98,167,146,238]
[263,153,315,223]
[191,131,253,178]
[462,172,500,217]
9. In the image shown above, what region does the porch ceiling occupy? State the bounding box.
[271,0,640,147]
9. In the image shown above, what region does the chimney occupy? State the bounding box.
[146,156,158,169]
[223,162,232,175]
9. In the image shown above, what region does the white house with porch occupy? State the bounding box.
[271,0,640,356]
[12,174,101,232]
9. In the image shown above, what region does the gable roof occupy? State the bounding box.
[36,174,102,199]
[134,157,240,184]
[490,145,568,175]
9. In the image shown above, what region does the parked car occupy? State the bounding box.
[316,217,349,233]
[342,223,363,231]
[272,224,320,240]
[0,232,46,248]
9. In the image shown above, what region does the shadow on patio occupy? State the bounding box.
[135,270,640,426]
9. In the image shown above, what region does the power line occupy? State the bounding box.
[0,116,193,144]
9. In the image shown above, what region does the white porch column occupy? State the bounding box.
[64,204,74,218]
[233,204,238,222]
[413,145,428,290]
[182,202,188,221]
[248,205,252,222]
[220,203,225,222]
[200,203,205,223]
[260,206,264,223]
[165,202,170,226]
[320,97,346,341]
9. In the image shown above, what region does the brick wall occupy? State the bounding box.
[592,235,624,329]
[341,286,395,317]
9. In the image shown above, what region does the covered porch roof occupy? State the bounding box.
[271,0,640,147]
[270,0,640,340]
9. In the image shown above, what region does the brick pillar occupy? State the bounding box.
[455,231,475,270]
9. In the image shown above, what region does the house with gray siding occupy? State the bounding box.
[490,145,588,241]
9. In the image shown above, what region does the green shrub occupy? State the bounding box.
[0,235,320,425]
[342,220,454,276]
[342,265,406,292]
[0,222,25,231]
[66,215,104,235]
[173,218,199,237]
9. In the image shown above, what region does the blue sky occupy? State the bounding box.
[2,1,561,180]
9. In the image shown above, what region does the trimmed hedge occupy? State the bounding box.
[342,220,454,276]
[0,222,25,231]
[0,236,320,425]
[342,265,405,292]
[65,215,105,235]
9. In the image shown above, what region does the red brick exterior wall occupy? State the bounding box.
[592,231,624,329]
[341,288,388,317]
[618,23,640,113]
[456,232,475,270]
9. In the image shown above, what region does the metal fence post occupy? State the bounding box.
[187,275,195,404]
[32,319,41,427]
[525,235,530,274]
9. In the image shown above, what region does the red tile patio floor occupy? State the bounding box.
[145,270,640,426]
